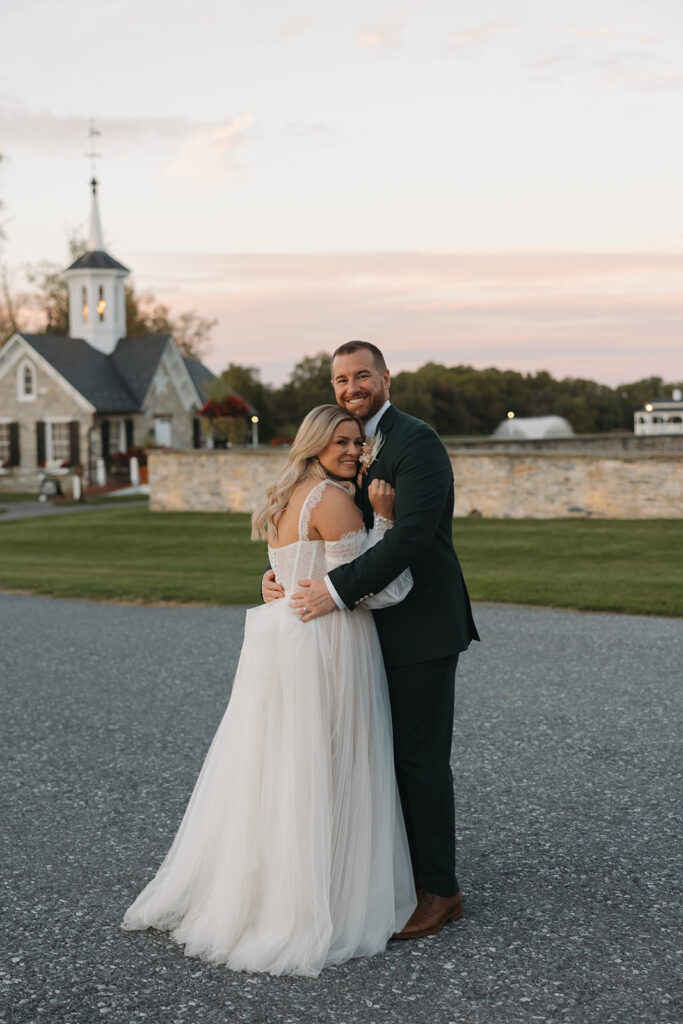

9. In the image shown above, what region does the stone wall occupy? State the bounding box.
[449,453,682,518]
[149,450,288,513]
[149,448,683,519]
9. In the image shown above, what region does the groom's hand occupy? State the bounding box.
[291,578,336,622]
[262,569,284,603]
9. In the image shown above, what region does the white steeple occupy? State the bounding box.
[88,176,105,251]
[64,178,130,354]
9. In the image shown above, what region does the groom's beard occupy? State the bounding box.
[337,392,386,424]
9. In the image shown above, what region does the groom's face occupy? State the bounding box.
[331,349,391,423]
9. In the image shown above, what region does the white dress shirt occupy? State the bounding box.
[324,401,393,610]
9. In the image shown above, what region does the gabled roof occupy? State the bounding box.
[184,358,216,403]
[20,334,138,412]
[112,335,171,406]
[65,249,129,273]
[18,332,215,415]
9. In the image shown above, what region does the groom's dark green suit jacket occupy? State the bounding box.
[328,405,479,668]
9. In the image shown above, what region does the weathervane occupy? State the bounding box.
[85,119,102,188]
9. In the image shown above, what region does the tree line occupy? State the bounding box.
[216,354,678,443]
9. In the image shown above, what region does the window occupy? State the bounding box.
[18,360,36,401]
[97,285,106,321]
[48,422,71,464]
[82,285,89,323]
[108,419,126,453]
[0,424,12,466]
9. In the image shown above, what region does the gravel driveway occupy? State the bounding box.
[1,595,680,1024]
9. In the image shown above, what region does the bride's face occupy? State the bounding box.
[317,421,364,480]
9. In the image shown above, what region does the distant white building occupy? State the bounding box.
[634,390,683,436]
[493,415,574,440]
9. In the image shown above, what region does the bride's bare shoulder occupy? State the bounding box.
[310,482,363,542]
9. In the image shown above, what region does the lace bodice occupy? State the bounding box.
[267,480,412,607]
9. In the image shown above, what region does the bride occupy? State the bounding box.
[121,404,416,976]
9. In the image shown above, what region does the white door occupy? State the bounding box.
[154,417,172,447]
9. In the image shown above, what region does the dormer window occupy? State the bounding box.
[18,360,36,402]
[82,286,89,323]
[97,285,106,321]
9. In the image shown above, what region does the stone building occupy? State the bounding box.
[634,389,683,436]
[0,179,215,492]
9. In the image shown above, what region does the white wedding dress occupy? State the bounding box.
[122,480,416,976]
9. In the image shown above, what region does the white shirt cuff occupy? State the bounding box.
[324,575,346,610]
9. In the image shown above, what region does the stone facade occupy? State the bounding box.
[149,446,683,519]
[137,345,200,452]
[0,332,208,494]
[0,345,91,493]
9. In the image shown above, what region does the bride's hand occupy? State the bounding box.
[368,479,395,521]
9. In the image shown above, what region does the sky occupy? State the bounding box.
[1,0,681,386]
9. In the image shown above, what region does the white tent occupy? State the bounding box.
[494,415,574,440]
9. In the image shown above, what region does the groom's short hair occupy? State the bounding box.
[332,341,387,373]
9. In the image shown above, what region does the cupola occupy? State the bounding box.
[63,178,129,354]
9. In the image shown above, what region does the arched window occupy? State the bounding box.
[97,285,106,322]
[82,286,89,323]
[18,360,36,402]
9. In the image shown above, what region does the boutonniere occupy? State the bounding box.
[357,430,384,484]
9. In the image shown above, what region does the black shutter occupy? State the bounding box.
[192,418,201,449]
[69,421,80,466]
[9,422,20,467]
[36,421,46,465]
[101,420,110,462]
[125,418,134,449]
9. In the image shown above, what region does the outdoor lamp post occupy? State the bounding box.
[251,415,259,447]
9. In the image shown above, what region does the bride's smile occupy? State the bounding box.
[316,423,363,479]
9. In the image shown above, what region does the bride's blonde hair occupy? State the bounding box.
[251,405,363,541]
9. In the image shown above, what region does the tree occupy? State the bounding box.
[0,154,19,343]
[274,352,333,435]
[125,288,216,360]
[216,363,278,443]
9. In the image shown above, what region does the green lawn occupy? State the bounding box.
[0,508,680,615]
[0,492,40,503]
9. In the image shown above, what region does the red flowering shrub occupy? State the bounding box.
[201,394,250,419]
[110,451,130,469]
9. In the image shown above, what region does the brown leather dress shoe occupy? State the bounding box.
[392,890,463,940]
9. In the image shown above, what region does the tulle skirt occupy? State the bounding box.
[121,599,416,976]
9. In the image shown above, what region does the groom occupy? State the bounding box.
[266,341,479,938]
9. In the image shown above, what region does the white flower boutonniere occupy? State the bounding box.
[358,430,384,483]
